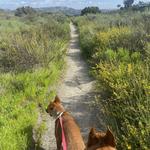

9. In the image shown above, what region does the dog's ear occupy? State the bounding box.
[89,128,96,136]
[54,95,61,103]
[87,128,96,147]
[104,127,116,147]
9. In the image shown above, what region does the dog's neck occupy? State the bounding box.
[56,111,64,120]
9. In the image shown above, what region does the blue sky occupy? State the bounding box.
[0,0,149,10]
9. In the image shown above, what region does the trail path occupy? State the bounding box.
[39,23,104,150]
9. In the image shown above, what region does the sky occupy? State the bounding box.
[0,0,150,10]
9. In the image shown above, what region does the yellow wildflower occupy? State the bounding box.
[127,64,132,74]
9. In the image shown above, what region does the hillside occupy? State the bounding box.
[36,6,81,16]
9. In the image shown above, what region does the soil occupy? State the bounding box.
[34,23,105,150]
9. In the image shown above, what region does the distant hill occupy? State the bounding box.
[0,8,14,18]
[35,7,81,16]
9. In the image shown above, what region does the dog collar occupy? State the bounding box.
[56,112,64,121]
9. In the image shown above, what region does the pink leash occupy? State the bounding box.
[59,114,67,150]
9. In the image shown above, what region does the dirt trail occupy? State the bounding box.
[38,23,105,150]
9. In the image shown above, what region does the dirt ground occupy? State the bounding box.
[36,23,105,150]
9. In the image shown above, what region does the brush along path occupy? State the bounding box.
[38,23,104,150]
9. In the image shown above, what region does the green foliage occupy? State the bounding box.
[79,26,95,58]
[76,10,150,149]
[95,26,147,53]
[0,18,69,72]
[0,19,29,33]
[15,6,36,17]
[121,1,150,11]
[124,0,134,8]
[93,48,141,65]
[94,61,150,149]
[0,13,69,149]
[0,64,63,150]
[81,7,101,16]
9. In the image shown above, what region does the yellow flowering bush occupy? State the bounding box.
[95,27,131,50]
[76,12,150,149]
[93,60,150,149]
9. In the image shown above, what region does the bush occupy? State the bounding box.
[94,61,150,149]
[79,26,95,58]
[0,14,69,149]
[15,6,36,17]
[81,7,101,16]
[0,20,69,72]
[0,64,63,150]
[93,26,146,56]
[76,10,150,149]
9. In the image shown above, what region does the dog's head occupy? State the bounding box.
[87,128,116,150]
[46,95,65,118]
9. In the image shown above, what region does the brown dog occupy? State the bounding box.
[46,96,85,150]
[86,128,116,150]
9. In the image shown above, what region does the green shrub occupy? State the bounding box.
[0,14,69,149]
[94,61,150,149]
[76,10,150,149]
[92,26,147,56]
[0,63,64,149]
[0,20,69,72]
[92,48,142,65]
[79,26,95,58]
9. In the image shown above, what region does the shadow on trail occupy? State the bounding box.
[62,93,105,141]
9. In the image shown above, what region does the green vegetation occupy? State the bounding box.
[36,7,81,16]
[81,7,101,16]
[124,0,134,8]
[75,10,150,149]
[15,6,37,17]
[118,1,150,11]
[0,11,69,150]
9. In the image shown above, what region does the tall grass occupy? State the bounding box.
[75,10,150,149]
[0,13,69,149]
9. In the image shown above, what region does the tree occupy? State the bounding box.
[15,6,36,17]
[117,4,121,9]
[81,7,101,16]
[139,1,145,6]
[132,1,150,11]
[123,0,134,8]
